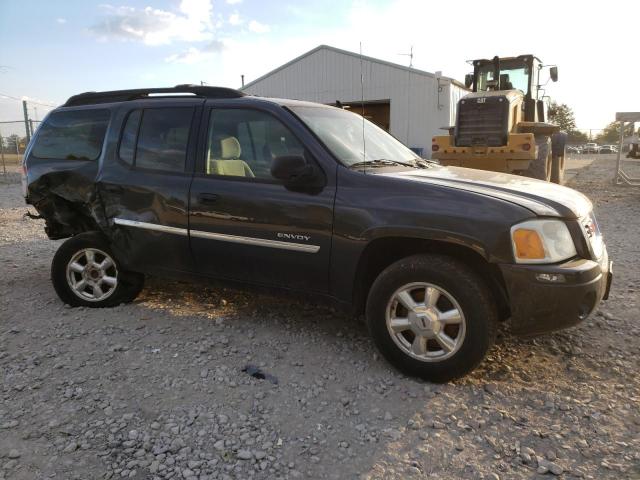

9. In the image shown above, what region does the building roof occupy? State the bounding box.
[242,44,467,90]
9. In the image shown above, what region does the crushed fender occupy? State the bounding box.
[26,166,108,240]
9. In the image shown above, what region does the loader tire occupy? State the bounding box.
[524,136,551,181]
[551,132,567,185]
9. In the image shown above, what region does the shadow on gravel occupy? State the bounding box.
[134,276,592,388]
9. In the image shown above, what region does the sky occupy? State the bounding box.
[1,0,638,137]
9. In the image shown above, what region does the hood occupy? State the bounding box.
[381,166,592,219]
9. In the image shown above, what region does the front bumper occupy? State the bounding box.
[500,248,611,336]
[432,133,536,172]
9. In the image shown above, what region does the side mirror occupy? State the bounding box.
[550,66,558,82]
[464,73,473,89]
[271,154,317,185]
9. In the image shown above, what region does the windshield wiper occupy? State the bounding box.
[349,158,417,169]
[416,158,439,167]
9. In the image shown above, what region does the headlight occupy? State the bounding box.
[581,212,604,260]
[511,219,577,264]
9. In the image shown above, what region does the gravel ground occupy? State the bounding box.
[1,156,639,480]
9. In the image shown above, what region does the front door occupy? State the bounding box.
[99,100,201,274]
[188,106,335,292]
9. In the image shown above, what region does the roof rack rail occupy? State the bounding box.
[63,84,246,107]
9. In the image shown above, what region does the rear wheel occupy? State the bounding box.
[51,231,144,307]
[524,136,551,181]
[366,254,497,382]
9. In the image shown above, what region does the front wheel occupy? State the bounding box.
[366,254,497,382]
[51,231,144,307]
[551,152,565,184]
[551,132,567,184]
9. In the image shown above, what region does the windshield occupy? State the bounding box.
[476,61,530,93]
[290,106,419,167]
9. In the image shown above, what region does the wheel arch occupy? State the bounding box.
[33,194,104,240]
[352,236,510,321]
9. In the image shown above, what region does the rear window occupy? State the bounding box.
[134,107,193,172]
[32,109,110,161]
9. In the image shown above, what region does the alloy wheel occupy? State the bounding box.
[385,282,466,362]
[66,248,118,302]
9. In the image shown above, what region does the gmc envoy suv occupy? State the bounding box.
[23,85,612,382]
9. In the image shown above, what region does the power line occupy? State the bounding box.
[0,92,57,108]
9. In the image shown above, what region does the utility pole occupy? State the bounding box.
[22,100,30,144]
[241,74,245,88]
[29,119,34,137]
[0,127,6,175]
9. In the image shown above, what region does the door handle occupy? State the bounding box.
[198,193,219,205]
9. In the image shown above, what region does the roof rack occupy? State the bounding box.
[63,84,246,107]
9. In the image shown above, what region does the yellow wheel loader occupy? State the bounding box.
[432,55,566,184]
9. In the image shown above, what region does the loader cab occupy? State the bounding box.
[466,55,555,122]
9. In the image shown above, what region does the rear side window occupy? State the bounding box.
[135,108,193,172]
[32,109,109,161]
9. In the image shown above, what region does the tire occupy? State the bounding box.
[51,231,144,307]
[365,254,497,383]
[551,132,567,185]
[524,136,551,181]
[551,152,565,185]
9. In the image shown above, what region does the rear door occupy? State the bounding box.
[99,99,202,274]
[188,104,336,292]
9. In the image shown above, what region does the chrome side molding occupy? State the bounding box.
[113,218,320,253]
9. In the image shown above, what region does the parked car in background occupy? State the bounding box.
[567,146,582,154]
[22,85,613,382]
[598,145,617,154]
[583,143,599,154]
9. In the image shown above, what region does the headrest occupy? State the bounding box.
[221,136,241,159]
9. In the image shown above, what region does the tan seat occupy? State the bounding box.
[207,136,255,177]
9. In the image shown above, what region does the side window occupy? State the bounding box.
[119,109,141,165]
[205,109,305,180]
[135,107,194,172]
[32,109,110,161]
[236,123,255,163]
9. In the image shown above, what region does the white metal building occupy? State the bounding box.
[241,45,469,157]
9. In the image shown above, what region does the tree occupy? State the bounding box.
[2,134,28,153]
[547,102,589,144]
[548,102,577,133]
[595,122,636,145]
[568,130,589,144]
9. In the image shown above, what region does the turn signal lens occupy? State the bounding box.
[522,143,531,151]
[512,229,545,260]
[510,219,577,264]
[432,144,440,152]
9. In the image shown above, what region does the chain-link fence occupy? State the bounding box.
[0,119,42,175]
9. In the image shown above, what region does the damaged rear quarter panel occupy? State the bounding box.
[26,159,108,240]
